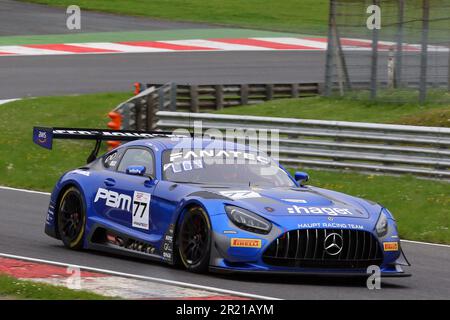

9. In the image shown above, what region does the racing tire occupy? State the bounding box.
[57,186,86,250]
[177,206,212,273]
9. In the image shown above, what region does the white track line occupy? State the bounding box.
[0,99,20,105]
[0,45,71,56]
[0,252,279,300]
[401,239,450,248]
[0,185,50,195]
[74,42,172,53]
[254,37,327,49]
[1,185,449,250]
[164,39,270,51]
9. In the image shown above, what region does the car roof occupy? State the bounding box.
[124,137,255,152]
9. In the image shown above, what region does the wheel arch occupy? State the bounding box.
[172,200,213,266]
[174,200,210,239]
[53,180,87,239]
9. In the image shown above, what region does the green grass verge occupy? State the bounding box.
[0,93,129,190]
[216,91,450,127]
[19,0,449,42]
[21,0,329,35]
[0,93,448,244]
[0,274,108,299]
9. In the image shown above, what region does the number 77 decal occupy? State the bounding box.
[132,191,151,230]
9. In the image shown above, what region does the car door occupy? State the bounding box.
[94,147,157,232]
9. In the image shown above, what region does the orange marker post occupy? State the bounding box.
[133,82,141,95]
[107,111,122,150]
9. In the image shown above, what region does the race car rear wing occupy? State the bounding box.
[33,127,189,163]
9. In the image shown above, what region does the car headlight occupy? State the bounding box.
[375,209,391,237]
[225,205,272,234]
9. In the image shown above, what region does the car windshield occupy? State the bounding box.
[162,148,295,187]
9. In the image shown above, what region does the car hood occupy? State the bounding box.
[201,185,376,219]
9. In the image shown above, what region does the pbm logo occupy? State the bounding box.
[94,188,131,211]
[324,233,343,256]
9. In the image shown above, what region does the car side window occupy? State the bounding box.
[117,148,154,177]
[103,151,119,170]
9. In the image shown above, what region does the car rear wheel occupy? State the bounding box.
[57,186,86,250]
[178,206,211,273]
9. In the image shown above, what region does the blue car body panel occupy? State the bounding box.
[44,137,410,276]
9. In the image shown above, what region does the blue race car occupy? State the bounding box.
[33,127,410,276]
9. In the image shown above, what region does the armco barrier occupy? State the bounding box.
[111,88,450,180]
[133,82,320,112]
[154,112,450,180]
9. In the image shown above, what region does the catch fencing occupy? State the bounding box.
[325,0,450,104]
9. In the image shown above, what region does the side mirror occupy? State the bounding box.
[126,165,146,176]
[294,171,309,185]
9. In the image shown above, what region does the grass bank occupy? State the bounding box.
[21,0,329,35]
[216,91,450,127]
[0,93,448,244]
[0,275,108,299]
[0,93,129,190]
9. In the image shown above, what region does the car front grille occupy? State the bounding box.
[262,229,383,269]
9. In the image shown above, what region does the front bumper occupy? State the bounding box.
[209,266,411,277]
[210,213,411,277]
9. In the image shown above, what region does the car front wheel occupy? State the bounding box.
[178,206,211,273]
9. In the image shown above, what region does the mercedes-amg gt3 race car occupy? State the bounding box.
[33,127,410,276]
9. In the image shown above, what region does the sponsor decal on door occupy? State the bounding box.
[132,191,151,230]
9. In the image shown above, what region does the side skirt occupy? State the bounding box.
[85,224,166,264]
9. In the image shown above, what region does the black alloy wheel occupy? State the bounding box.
[178,207,211,273]
[57,187,86,250]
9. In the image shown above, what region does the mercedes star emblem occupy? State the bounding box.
[324,233,344,255]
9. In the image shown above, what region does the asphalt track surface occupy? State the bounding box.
[0,187,449,300]
[0,0,214,36]
[1,1,447,100]
[0,51,327,99]
[2,50,447,99]
[0,1,326,99]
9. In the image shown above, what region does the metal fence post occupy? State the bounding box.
[419,0,430,104]
[135,101,142,130]
[190,85,199,112]
[266,84,274,101]
[215,85,223,110]
[122,103,130,130]
[291,83,299,98]
[324,0,336,96]
[370,0,380,100]
[240,84,249,105]
[146,93,157,130]
[448,42,450,92]
[170,82,177,111]
[158,86,165,110]
[394,0,404,87]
